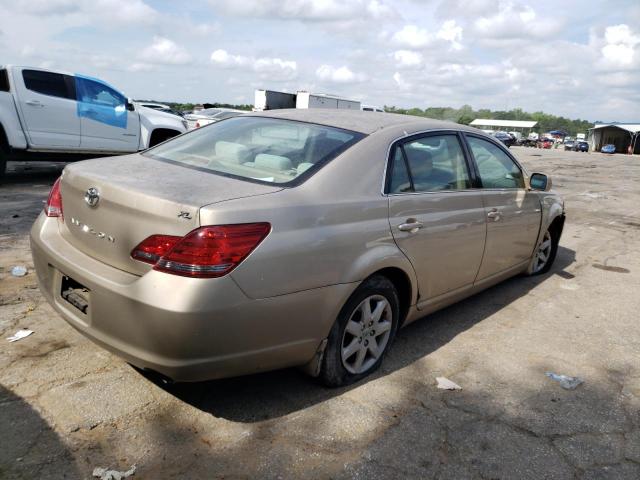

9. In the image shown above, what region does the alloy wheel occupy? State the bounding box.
[340,295,392,374]
[532,230,553,273]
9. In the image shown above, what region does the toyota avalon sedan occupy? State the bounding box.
[31,110,565,387]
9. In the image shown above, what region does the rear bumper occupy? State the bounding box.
[30,214,355,381]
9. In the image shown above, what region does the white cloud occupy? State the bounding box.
[128,62,153,72]
[140,37,192,65]
[211,49,298,80]
[9,0,158,24]
[393,72,411,90]
[316,64,367,83]
[600,24,639,67]
[473,2,562,41]
[436,20,463,50]
[394,50,423,68]
[392,25,431,48]
[210,49,249,67]
[213,0,396,22]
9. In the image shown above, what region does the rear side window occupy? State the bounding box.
[389,148,412,193]
[388,134,472,193]
[467,136,524,189]
[0,69,9,92]
[22,69,75,100]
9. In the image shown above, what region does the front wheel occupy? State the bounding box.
[320,275,399,387]
[528,228,558,275]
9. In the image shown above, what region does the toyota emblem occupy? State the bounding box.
[84,187,100,207]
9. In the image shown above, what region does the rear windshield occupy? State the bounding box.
[144,116,364,185]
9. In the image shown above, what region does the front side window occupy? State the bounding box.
[467,136,524,189]
[388,134,471,193]
[22,69,75,99]
[75,76,128,128]
[144,116,364,185]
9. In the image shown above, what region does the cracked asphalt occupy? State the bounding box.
[1,149,639,479]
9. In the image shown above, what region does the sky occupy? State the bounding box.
[0,0,639,122]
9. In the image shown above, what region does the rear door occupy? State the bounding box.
[13,68,80,148]
[464,134,541,280]
[75,75,140,152]
[387,132,487,300]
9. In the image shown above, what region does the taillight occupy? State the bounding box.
[131,234,181,264]
[131,223,271,278]
[195,121,200,128]
[45,177,63,217]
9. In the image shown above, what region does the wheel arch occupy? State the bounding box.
[148,128,181,148]
[0,123,9,153]
[548,213,565,242]
[369,267,413,326]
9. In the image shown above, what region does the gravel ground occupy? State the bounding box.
[1,148,639,479]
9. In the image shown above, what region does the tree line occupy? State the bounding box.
[383,105,594,136]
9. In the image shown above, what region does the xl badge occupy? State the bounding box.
[85,187,100,207]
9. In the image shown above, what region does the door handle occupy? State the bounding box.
[487,208,502,221]
[398,219,424,233]
[25,100,44,107]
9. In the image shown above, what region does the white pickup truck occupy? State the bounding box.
[0,65,187,180]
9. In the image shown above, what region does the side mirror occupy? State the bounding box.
[530,173,552,191]
[126,99,135,111]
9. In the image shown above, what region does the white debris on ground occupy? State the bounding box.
[545,372,584,390]
[6,329,34,342]
[436,377,462,390]
[92,465,136,480]
[10,266,28,277]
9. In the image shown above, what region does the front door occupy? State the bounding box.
[14,68,80,148]
[387,132,487,300]
[464,134,542,280]
[75,75,140,152]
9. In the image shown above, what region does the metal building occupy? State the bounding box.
[588,123,640,154]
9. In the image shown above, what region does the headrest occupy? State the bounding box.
[215,141,249,163]
[254,154,293,171]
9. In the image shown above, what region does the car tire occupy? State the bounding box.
[319,275,400,387]
[0,152,6,184]
[528,227,559,275]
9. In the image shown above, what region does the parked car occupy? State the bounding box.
[574,141,589,152]
[0,66,187,180]
[184,108,245,130]
[493,131,515,148]
[520,138,537,148]
[564,140,576,151]
[601,144,616,154]
[537,138,553,149]
[31,111,565,386]
[135,102,184,117]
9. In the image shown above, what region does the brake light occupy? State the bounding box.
[195,121,200,128]
[45,177,63,217]
[131,223,271,278]
[131,234,181,264]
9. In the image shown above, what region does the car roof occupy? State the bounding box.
[245,109,473,135]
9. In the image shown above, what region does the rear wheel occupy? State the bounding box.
[320,275,399,387]
[0,151,6,184]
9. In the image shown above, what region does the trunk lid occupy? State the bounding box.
[58,153,282,275]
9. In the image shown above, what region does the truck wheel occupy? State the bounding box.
[0,152,6,184]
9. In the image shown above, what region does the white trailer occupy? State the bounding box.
[295,91,361,110]
[254,89,297,111]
